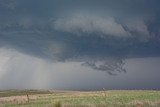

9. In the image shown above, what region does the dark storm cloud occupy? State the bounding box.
[0,0,160,75]
[0,0,17,10]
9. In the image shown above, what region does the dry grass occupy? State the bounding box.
[0,90,160,107]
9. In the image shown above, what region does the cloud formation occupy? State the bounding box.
[0,47,160,90]
[53,13,155,41]
[0,0,17,10]
[0,0,160,89]
[53,14,129,37]
[82,59,126,76]
[124,19,150,39]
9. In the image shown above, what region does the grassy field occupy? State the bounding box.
[0,90,160,107]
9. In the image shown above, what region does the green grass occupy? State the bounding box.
[0,90,160,107]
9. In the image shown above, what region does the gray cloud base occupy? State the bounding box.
[0,0,160,89]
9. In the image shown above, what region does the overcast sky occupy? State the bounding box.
[0,0,160,90]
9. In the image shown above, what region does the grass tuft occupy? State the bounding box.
[54,101,62,107]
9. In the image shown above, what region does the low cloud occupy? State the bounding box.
[81,59,126,76]
[52,13,155,41]
[125,19,150,40]
[53,14,130,37]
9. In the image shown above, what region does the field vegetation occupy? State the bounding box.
[0,90,160,107]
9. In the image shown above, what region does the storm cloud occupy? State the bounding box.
[0,0,160,90]
[53,14,129,37]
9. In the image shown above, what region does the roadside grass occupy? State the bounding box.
[0,90,160,107]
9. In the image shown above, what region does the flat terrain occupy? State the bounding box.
[0,90,160,107]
